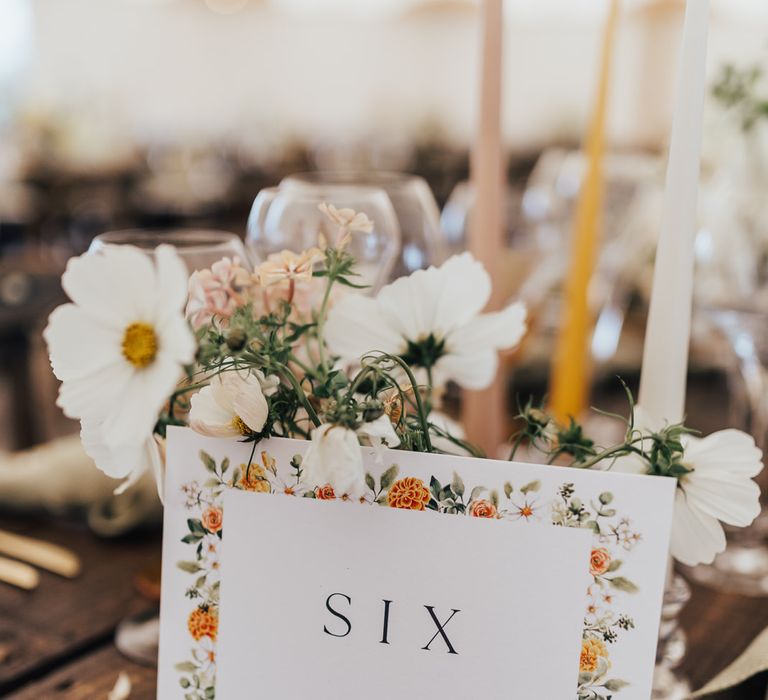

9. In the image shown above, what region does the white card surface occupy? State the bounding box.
[158,427,677,700]
[216,490,592,699]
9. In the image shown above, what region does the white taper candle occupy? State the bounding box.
[637,0,710,426]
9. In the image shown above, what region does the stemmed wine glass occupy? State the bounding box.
[88,228,249,666]
[246,178,400,293]
[281,171,445,279]
[684,305,768,596]
[89,229,251,273]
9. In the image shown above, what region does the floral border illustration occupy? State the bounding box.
[174,449,642,700]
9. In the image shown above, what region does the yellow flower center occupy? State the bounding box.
[231,415,253,436]
[122,322,158,368]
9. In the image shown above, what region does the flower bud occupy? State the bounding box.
[225,328,247,352]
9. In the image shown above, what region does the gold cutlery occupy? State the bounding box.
[0,555,39,590]
[0,530,81,579]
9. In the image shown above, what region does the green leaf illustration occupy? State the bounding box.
[365,473,376,491]
[503,481,513,498]
[380,464,399,490]
[175,662,198,672]
[520,480,541,494]
[199,450,217,473]
[604,679,630,691]
[469,485,485,502]
[429,476,443,500]
[177,560,202,574]
[451,472,465,497]
[609,576,639,593]
[187,518,206,534]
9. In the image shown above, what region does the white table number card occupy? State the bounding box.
[217,491,591,699]
[158,426,677,700]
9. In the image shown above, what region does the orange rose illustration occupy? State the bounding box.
[580,636,609,673]
[188,606,219,641]
[202,506,223,533]
[387,477,430,511]
[589,547,612,577]
[238,463,270,493]
[315,484,336,500]
[469,499,498,518]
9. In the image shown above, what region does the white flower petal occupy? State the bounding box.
[44,304,123,381]
[446,301,527,356]
[376,253,491,341]
[56,361,134,420]
[190,385,239,438]
[81,419,145,481]
[609,453,648,475]
[670,489,726,566]
[99,355,183,448]
[62,245,156,324]
[358,415,400,448]
[427,252,492,332]
[683,429,764,479]
[232,384,269,434]
[325,294,403,359]
[154,245,191,323]
[683,473,761,527]
[300,424,366,498]
[434,349,498,390]
[157,313,196,367]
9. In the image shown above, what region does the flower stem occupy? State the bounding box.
[315,275,335,376]
[274,361,321,428]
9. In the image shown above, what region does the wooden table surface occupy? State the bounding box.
[0,514,766,699]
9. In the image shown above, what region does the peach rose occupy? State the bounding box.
[469,499,498,518]
[202,506,223,533]
[387,477,431,511]
[188,606,218,641]
[315,484,336,500]
[589,547,612,577]
[580,636,608,673]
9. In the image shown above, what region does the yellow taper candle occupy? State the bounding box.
[549,0,620,423]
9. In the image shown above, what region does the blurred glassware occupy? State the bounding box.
[89,229,250,273]
[134,143,236,224]
[247,177,400,293]
[282,171,444,278]
[440,180,538,305]
[684,305,768,596]
[308,137,415,175]
[88,229,248,667]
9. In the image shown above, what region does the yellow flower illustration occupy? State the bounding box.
[387,477,431,511]
[237,462,271,493]
[580,636,609,673]
[188,606,219,641]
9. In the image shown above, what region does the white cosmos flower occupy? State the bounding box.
[300,423,366,499]
[613,411,763,566]
[189,370,275,438]
[324,253,527,389]
[81,419,166,497]
[44,244,195,454]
